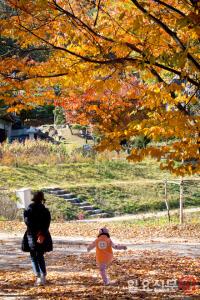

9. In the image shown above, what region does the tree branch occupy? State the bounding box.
[148,67,166,83]
[14,22,199,87]
[130,0,200,71]
[52,0,113,43]
[152,0,186,17]
[12,0,198,87]
[94,0,101,26]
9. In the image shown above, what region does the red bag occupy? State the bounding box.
[37,232,45,244]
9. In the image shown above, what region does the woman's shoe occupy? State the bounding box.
[34,276,42,286]
[40,275,46,285]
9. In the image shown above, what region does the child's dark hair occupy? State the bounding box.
[98,232,110,238]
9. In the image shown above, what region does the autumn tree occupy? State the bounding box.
[0,0,199,175]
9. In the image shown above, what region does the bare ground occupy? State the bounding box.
[0,230,200,299]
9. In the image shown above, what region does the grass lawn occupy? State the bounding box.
[0,159,173,189]
[0,158,199,219]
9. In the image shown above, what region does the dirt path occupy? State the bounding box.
[0,233,199,272]
[0,233,200,299]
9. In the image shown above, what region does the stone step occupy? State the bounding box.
[46,189,77,199]
[86,209,103,215]
[58,193,76,199]
[44,188,107,218]
[73,201,91,206]
[43,188,61,194]
[48,189,66,195]
[44,187,60,191]
[89,213,108,218]
[79,206,95,211]
[64,198,81,204]
[90,209,102,214]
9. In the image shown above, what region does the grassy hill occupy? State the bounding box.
[0,152,199,220]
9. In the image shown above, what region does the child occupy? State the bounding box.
[87,227,127,285]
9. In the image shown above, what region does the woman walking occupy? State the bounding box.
[22,191,53,286]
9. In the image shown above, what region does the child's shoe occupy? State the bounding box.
[104,279,110,286]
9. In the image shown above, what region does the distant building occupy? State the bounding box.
[0,114,38,143]
[0,115,13,143]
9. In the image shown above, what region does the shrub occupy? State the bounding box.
[0,140,70,166]
[45,193,80,221]
[71,124,88,130]
[132,135,151,149]
[0,190,18,220]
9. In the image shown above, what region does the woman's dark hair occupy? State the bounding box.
[32,191,45,204]
[98,232,110,238]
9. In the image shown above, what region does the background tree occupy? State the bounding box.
[53,106,66,125]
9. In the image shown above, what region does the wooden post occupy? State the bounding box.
[164,179,171,223]
[179,178,184,225]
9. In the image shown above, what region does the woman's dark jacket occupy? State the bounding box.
[22,202,53,252]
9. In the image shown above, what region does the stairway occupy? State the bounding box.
[56,127,86,146]
[43,187,108,218]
